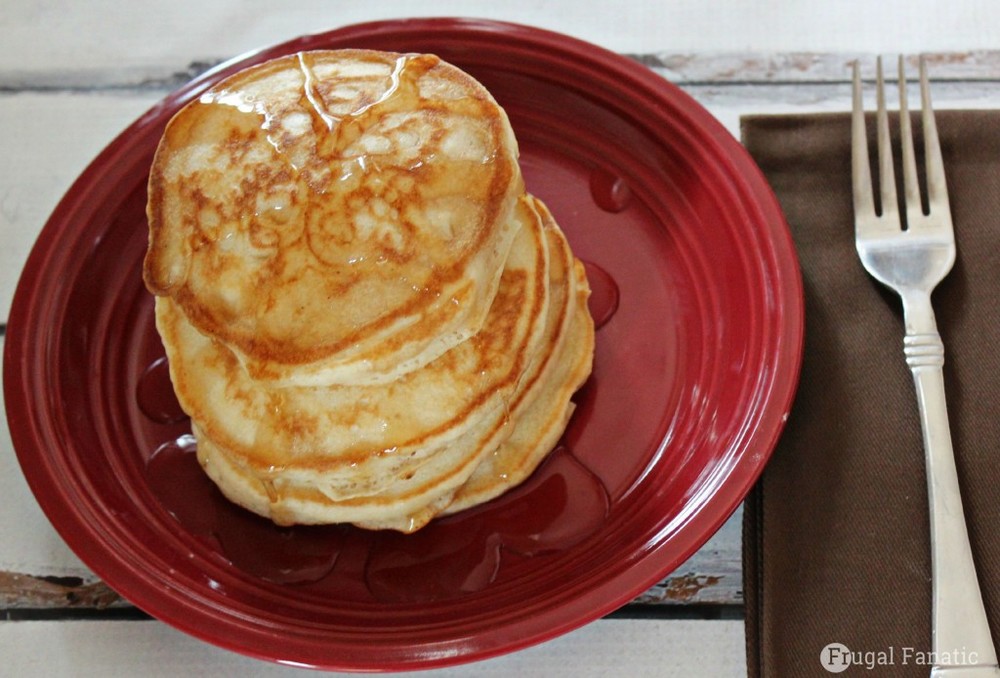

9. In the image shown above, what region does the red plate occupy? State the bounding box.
[4,18,802,672]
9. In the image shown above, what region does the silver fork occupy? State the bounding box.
[852,56,999,677]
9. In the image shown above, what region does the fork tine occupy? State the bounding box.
[898,56,923,226]
[851,61,876,219]
[875,56,899,221]
[919,56,952,217]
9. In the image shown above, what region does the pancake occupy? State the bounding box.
[443,202,595,515]
[144,49,597,533]
[144,49,524,386]
[189,197,591,532]
[156,195,551,509]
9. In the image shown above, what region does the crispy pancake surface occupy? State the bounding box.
[145,49,523,385]
[146,49,595,532]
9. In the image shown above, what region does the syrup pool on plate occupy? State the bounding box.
[145,437,346,585]
[364,446,610,602]
[144,433,610,602]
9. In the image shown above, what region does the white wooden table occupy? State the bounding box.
[3,2,999,675]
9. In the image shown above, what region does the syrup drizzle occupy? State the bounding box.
[296,52,339,130]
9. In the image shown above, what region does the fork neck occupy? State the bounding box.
[900,290,945,369]
[900,289,940,337]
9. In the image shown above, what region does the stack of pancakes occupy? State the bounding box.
[144,49,594,532]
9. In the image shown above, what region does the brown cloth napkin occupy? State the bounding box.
[742,110,1000,677]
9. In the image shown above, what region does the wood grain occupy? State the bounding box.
[0,572,123,611]
[0,618,747,675]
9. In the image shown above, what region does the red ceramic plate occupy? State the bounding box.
[4,18,802,672]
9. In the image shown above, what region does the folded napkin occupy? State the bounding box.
[742,110,1000,676]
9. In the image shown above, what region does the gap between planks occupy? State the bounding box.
[3,51,1000,93]
[0,566,743,613]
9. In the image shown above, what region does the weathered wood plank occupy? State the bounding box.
[0,510,744,610]
[0,92,161,320]
[6,50,1000,92]
[634,507,743,605]
[0,562,742,612]
[0,618,747,675]
[635,51,1000,84]
[0,572,123,611]
[5,0,1000,79]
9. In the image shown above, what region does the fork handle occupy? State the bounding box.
[902,300,1000,675]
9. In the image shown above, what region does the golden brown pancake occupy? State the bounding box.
[145,49,524,386]
[155,195,551,519]
[192,411,511,532]
[185,198,592,532]
[443,201,595,515]
[145,49,596,532]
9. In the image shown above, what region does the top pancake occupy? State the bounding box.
[144,49,523,385]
